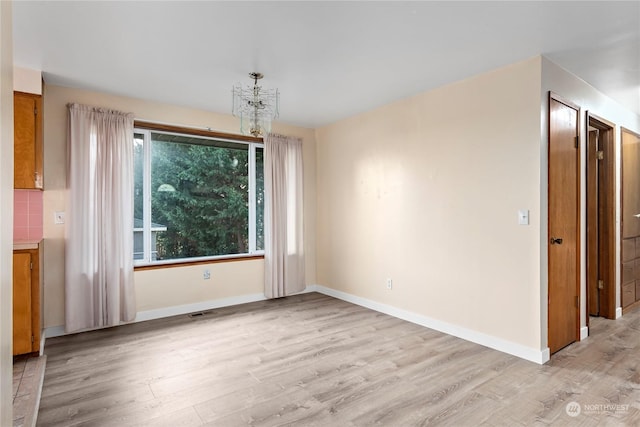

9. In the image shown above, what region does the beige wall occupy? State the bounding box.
[0,1,13,424]
[540,57,640,344]
[316,57,544,351]
[315,54,640,356]
[13,66,41,95]
[42,85,316,328]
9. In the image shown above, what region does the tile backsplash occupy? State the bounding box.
[14,190,43,241]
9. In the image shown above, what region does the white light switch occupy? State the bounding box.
[54,211,65,224]
[518,209,529,225]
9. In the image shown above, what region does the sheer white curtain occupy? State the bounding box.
[65,103,136,333]
[264,133,305,298]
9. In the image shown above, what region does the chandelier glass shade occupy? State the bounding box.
[232,72,280,137]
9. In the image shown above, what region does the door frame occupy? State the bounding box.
[547,92,581,353]
[586,112,616,320]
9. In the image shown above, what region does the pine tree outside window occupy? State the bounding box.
[133,126,264,265]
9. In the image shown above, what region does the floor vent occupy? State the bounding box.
[188,311,212,318]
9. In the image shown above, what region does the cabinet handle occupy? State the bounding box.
[634,214,640,218]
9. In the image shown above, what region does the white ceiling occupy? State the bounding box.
[12,1,640,129]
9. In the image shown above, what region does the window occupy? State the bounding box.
[133,125,264,265]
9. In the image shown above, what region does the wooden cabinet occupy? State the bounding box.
[620,239,640,308]
[13,244,41,355]
[14,91,43,189]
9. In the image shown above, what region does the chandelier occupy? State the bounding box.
[232,72,280,137]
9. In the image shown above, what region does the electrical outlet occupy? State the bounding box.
[386,278,393,290]
[203,269,211,280]
[54,211,65,224]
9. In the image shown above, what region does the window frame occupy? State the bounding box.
[133,121,264,267]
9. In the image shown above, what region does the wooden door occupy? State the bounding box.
[13,252,33,355]
[621,128,640,311]
[548,94,580,354]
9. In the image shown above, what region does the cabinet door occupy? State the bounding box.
[13,252,32,355]
[14,92,43,189]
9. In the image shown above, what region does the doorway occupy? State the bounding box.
[586,114,615,320]
[621,128,640,313]
[548,93,580,354]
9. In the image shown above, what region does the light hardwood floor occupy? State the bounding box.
[14,354,47,427]
[38,292,640,426]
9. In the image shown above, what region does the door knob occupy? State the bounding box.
[550,237,563,245]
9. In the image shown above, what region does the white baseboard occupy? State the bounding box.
[616,307,623,319]
[134,293,267,322]
[44,292,270,339]
[39,328,46,355]
[580,326,589,340]
[540,347,550,363]
[310,285,549,365]
[44,325,66,339]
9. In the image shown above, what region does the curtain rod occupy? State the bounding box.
[133,117,228,134]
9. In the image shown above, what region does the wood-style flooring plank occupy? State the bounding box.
[38,293,640,426]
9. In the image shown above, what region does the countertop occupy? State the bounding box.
[13,239,43,251]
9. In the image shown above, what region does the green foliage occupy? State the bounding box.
[152,140,249,259]
[134,132,264,261]
[255,148,264,250]
[133,136,144,221]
